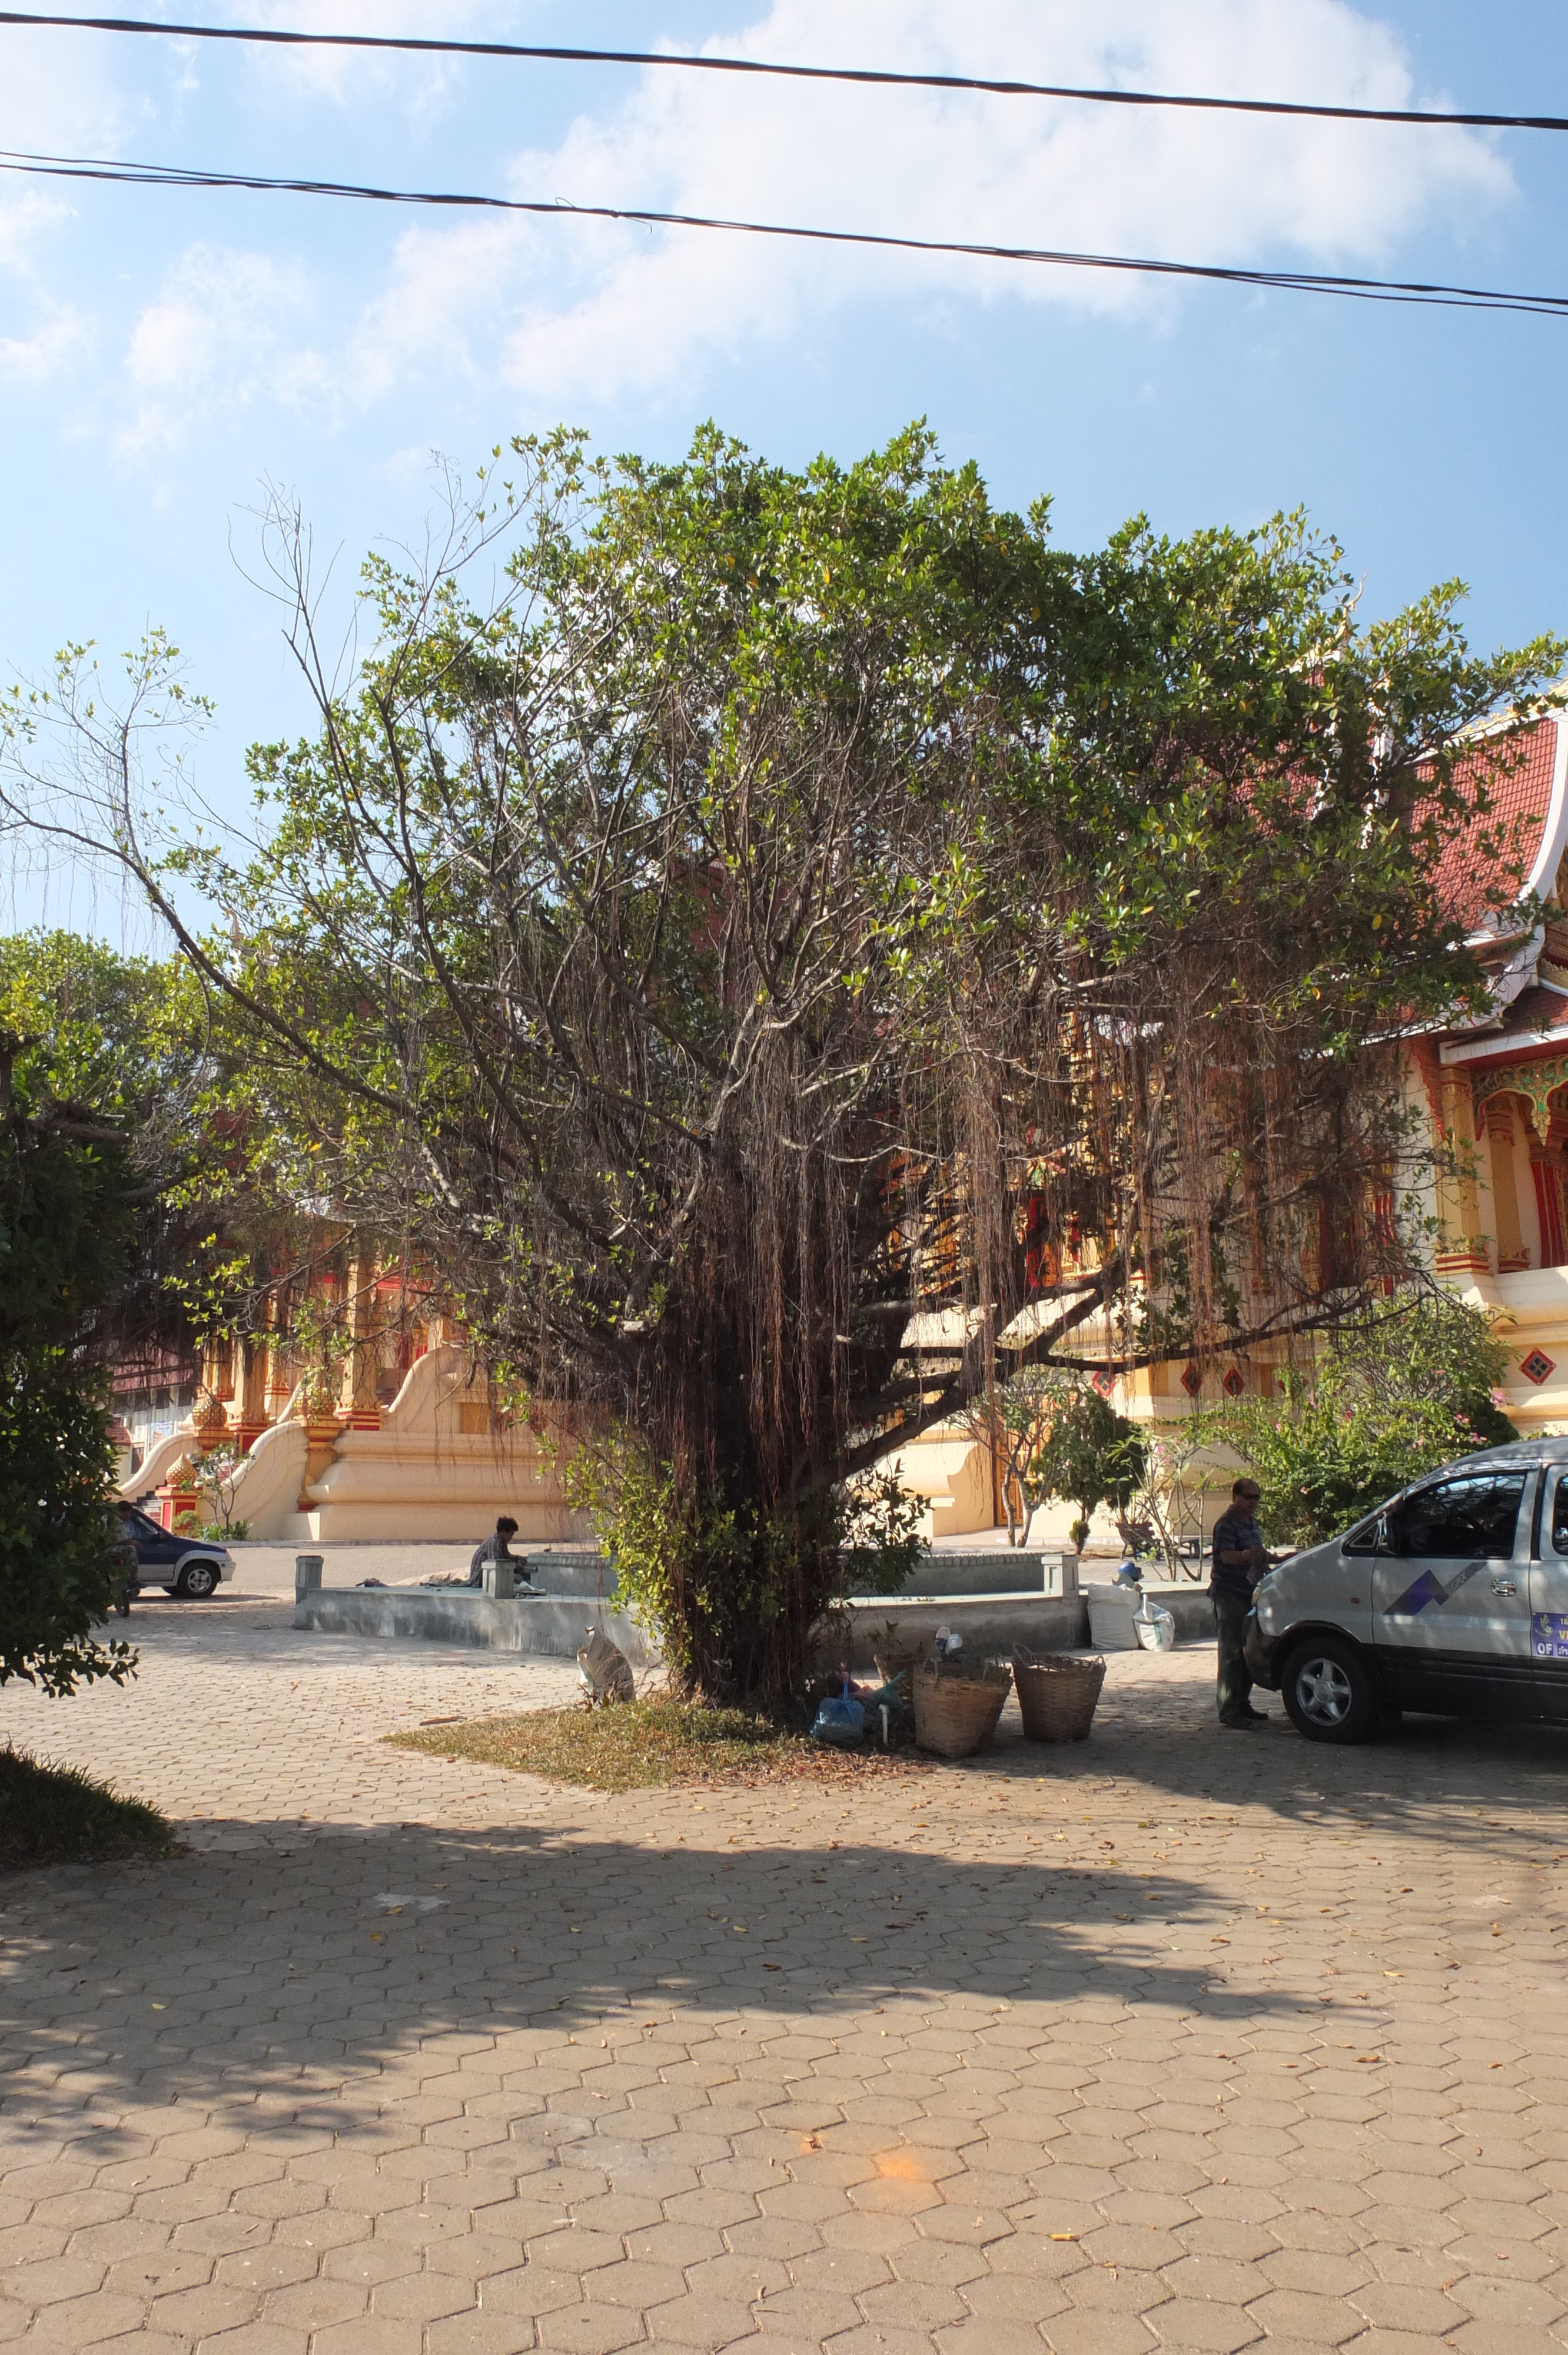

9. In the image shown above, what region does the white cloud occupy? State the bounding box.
[0,297,89,380]
[0,191,72,277]
[0,26,127,310]
[230,0,503,112]
[0,21,128,157]
[105,0,1519,442]
[352,0,1511,403]
[120,246,332,449]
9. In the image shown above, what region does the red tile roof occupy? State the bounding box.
[1485,982,1568,1042]
[1431,718,1559,930]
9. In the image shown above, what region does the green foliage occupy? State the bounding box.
[0,1742,178,1869]
[0,930,197,1130]
[836,1465,929,1598]
[194,1444,251,1535]
[1026,1386,1148,1548]
[0,931,214,1692]
[0,1054,139,1694]
[566,1435,923,1698]
[1216,1289,1516,1547]
[0,1354,134,1694]
[0,927,347,1377]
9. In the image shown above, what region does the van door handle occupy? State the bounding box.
[1491,1577,1517,1597]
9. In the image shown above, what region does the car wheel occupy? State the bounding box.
[175,1559,221,1600]
[1281,1634,1378,1744]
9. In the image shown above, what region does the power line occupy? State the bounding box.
[2,144,1564,320]
[1,8,1564,137]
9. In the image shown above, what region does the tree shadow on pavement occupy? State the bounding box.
[2,1813,1313,2164]
[1016,1673,1568,1869]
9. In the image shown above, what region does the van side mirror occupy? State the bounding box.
[1374,1514,1400,1557]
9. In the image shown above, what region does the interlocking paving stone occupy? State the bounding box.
[5,1601,1568,2350]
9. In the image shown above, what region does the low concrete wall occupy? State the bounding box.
[829,1585,1214,1671]
[894,1550,1078,1598]
[520,1547,620,1601]
[517,1545,1079,1603]
[292,1584,655,1668]
[290,1566,1211,1680]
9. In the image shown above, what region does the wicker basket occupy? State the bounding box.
[913,1663,1012,1760]
[1012,1649,1106,1743]
[873,1644,922,1693]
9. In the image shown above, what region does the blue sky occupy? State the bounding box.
[4,0,1568,928]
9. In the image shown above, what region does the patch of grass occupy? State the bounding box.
[388,1698,932,1793]
[0,1744,181,1871]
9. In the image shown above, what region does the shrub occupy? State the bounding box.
[1217,1289,1516,1547]
[0,1743,177,1868]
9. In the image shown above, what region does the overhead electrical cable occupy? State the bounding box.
[0,8,1563,136]
[1,145,1564,320]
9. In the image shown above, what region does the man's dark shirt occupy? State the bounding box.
[468,1533,517,1588]
[1210,1509,1264,1603]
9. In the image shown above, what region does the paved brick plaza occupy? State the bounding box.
[2,1594,1567,2353]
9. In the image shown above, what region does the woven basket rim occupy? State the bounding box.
[912,1665,1011,1756]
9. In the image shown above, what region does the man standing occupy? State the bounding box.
[1210,1477,1274,1727]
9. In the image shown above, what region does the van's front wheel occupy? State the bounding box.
[1280,1634,1378,1744]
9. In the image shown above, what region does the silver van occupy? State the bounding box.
[1244,1437,1568,1744]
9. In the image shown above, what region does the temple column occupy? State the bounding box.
[1433,1065,1491,1278]
[234,1338,270,1453]
[263,1283,296,1424]
[338,1246,383,1431]
[1529,1137,1567,1269]
[1484,1096,1529,1272]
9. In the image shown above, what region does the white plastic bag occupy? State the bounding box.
[1084,1581,1140,1651]
[1134,1596,1176,1652]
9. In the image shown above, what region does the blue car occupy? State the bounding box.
[115,1506,234,1600]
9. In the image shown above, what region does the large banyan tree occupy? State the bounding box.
[7,425,1562,1698]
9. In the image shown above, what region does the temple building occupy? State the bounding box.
[123,1270,590,1545]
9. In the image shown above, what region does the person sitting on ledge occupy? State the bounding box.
[467,1514,536,1591]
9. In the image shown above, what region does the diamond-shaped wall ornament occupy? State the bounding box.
[1180,1361,1204,1397]
[1091,1370,1114,1398]
[1520,1348,1556,1387]
[1222,1366,1247,1399]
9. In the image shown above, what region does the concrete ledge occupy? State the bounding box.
[830,1586,1214,1670]
[291,1573,1211,1680]
[292,1584,655,1667]
[891,1551,1079,1598]
[517,1545,1081,1603]
[520,1547,622,1601]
